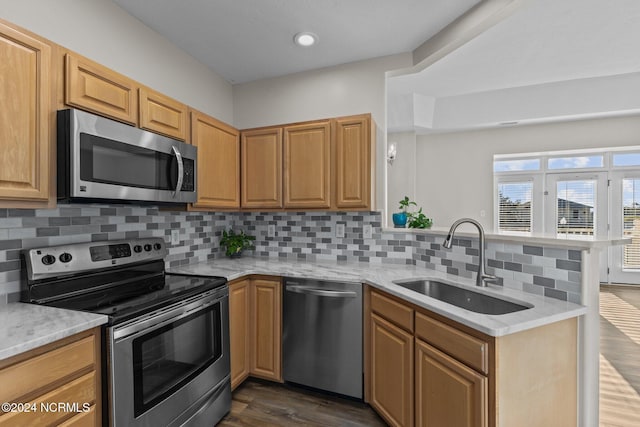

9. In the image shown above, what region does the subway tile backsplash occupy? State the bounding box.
[0,207,582,304]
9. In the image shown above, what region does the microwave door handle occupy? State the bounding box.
[171,146,184,198]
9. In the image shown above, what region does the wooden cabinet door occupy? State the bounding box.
[250,278,282,381]
[370,313,413,427]
[229,279,250,390]
[65,53,137,125]
[241,128,283,208]
[415,338,487,427]
[0,21,51,203]
[283,121,331,209]
[333,115,372,209]
[190,111,240,210]
[139,87,188,141]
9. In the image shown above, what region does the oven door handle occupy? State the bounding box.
[113,292,224,341]
[171,146,184,198]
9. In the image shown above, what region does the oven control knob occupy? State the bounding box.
[144,244,152,252]
[134,245,143,253]
[59,253,73,263]
[153,243,162,251]
[42,254,56,265]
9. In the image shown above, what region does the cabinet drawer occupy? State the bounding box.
[58,405,96,427]
[371,290,413,333]
[415,312,489,374]
[0,335,95,403]
[0,371,96,427]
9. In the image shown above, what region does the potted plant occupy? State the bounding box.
[407,207,433,229]
[393,196,416,228]
[220,229,256,258]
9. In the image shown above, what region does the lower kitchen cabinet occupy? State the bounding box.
[366,287,577,427]
[415,338,487,427]
[229,278,251,389]
[250,278,282,381]
[370,313,414,427]
[228,276,282,390]
[0,327,101,426]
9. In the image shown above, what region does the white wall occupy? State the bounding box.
[414,115,640,231]
[0,0,234,123]
[233,53,412,130]
[387,132,417,218]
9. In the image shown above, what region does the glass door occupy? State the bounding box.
[609,172,640,284]
[545,172,609,280]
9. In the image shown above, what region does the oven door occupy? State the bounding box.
[108,287,230,427]
[60,108,197,203]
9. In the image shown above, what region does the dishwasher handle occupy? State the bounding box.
[285,284,357,298]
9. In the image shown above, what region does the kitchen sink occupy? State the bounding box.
[392,279,532,315]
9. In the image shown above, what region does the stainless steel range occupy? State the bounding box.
[23,238,231,427]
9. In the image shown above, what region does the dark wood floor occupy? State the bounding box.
[600,285,640,427]
[218,380,386,427]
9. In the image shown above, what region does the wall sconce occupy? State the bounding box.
[387,142,397,165]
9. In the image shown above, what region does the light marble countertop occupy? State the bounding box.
[0,303,107,361]
[168,257,587,337]
[383,227,630,249]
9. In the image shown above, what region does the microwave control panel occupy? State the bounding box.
[182,158,195,192]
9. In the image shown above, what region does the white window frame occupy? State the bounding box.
[494,173,544,235]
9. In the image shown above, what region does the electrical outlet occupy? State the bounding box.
[267,224,276,238]
[335,223,345,238]
[363,224,373,239]
[171,229,180,245]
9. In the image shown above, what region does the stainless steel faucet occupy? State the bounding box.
[443,218,497,287]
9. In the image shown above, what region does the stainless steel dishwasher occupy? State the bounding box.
[282,278,363,399]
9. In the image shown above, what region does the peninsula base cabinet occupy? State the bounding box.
[0,327,101,426]
[229,276,282,390]
[365,288,577,427]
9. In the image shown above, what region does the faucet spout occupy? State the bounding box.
[442,218,496,287]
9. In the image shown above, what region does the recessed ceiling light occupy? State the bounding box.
[294,32,317,47]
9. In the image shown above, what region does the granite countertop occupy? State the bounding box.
[169,257,587,337]
[0,304,107,361]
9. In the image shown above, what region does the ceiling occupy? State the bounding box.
[112,0,480,84]
[388,0,640,132]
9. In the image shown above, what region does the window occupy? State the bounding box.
[494,158,540,172]
[497,181,533,233]
[613,152,640,167]
[555,180,596,238]
[622,178,640,269]
[548,155,603,170]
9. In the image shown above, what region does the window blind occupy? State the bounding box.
[556,180,595,238]
[622,178,640,269]
[498,182,532,232]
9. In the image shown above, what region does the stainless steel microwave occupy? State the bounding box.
[57,109,197,204]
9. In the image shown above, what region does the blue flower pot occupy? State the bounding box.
[392,212,407,228]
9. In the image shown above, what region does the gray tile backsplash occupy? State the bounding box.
[0,208,583,304]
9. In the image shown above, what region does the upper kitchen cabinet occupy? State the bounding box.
[0,20,53,205]
[139,87,188,141]
[65,52,138,125]
[333,114,374,210]
[241,128,283,209]
[190,110,240,210]
[240,113,375,211]
[283,121,331,209]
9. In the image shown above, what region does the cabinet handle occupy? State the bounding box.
[172,146,184,197]
[286,285,357,298]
